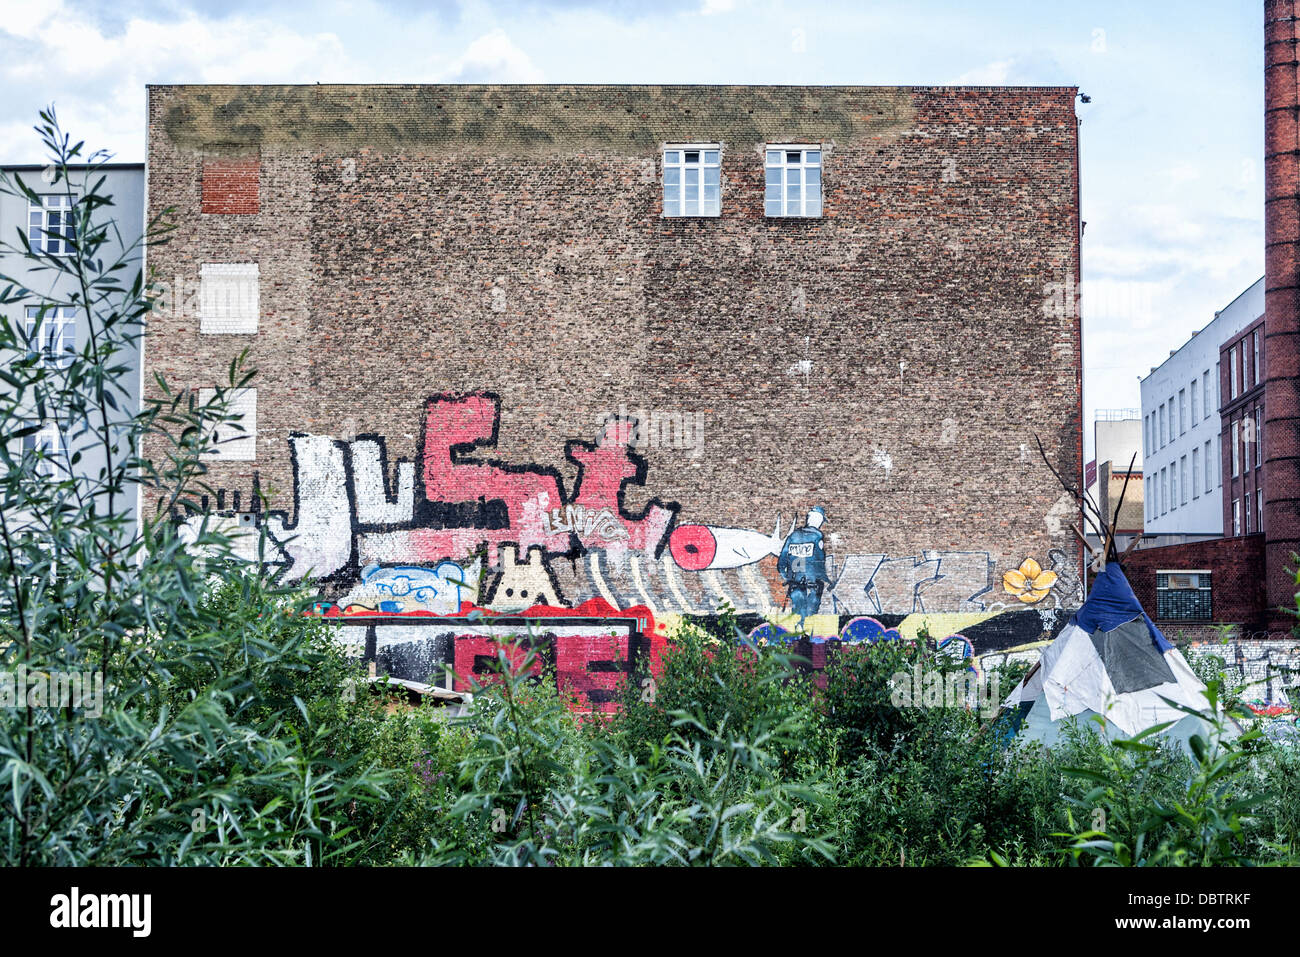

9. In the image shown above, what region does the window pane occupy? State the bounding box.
[787,168,801,185]
[806,167,821,186]
[684,198,698,216]
[703,150,719,164]
[786,151,800,163]
[766,150,780,165]
[684,151,699,163]
[663,198,680,217]
[703,166,719,186]
[663,167,680,186]
[765,199,782,217]
[702,189,719,215]
[806,198,822,217]
[806,150,821,164]
[685,181,699,203]
[765,168,782,186]
[786,185,800,208]
[665,151,680,164]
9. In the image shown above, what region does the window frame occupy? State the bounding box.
[16,418,67,478]
[27,193,76,256]
[662,144,722,219]
[764,144,824,219]
[1255,407,1262,468]
[23,305,76,368]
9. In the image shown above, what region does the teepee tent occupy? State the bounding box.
[1001,563,1218,751]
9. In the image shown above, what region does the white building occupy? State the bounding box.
[1139,277,1263,539]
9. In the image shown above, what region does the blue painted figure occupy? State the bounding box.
[777,506,830,618]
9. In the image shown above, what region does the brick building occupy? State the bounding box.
[143,84,1084,692]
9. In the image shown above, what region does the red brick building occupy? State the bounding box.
[143,84,1085,691]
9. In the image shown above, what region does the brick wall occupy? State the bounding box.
[1122,535,1271,632]
[143,84,1083,653]
[200,157,260,214]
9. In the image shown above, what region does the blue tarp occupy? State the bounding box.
[1072,563,1173,652]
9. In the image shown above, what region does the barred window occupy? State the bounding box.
[1156,570,1211,621]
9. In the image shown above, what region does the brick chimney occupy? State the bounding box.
[1264,0,1300,628]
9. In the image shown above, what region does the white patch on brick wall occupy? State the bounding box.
[199,263,259,333]
[198,388,257,461]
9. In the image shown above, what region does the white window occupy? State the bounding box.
[200,263,259,334]
[1258,488,1264,531]
[1161,467,1168,515]
[23,305,76,368]
[28,194,76,255]
[1145,476,1152,520]
[1159,404,1166,447]
[1190,379,1199,423]
[1180,455,1188,506]
[662,145,720,218]
[1255,407,1262,468]
[1230,347,1238,399]
[1170,463,1178,510]
[17,419,66,477]
[1233,498,1241,536]
[1254,330,1261,386]
[765,145,822,218]
[198,388,257,461]
[1203,370,1212,418]
[1178,388,1186,434]
[1192,447,1200,499]
[1231,419,1239,476]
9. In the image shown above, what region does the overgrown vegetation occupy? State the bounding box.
[1,114,1297,867]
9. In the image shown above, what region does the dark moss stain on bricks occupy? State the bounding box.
[157,85,921,154]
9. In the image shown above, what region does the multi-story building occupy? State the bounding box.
[142,84,1084,695]
[1,163,146,537]
[1139,277,1262,542]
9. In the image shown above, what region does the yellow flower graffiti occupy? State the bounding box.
[1002,558,1058,603]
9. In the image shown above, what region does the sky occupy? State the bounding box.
[0,0,1265,462]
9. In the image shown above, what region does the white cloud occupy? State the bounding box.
[0,3,365,161]
[700,0,739,14]
[949,59,1013,85]
[435,29,543,83]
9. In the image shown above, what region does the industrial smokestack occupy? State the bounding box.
[1264,0,1300,628]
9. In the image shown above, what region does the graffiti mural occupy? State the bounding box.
[176,392,1079,708]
